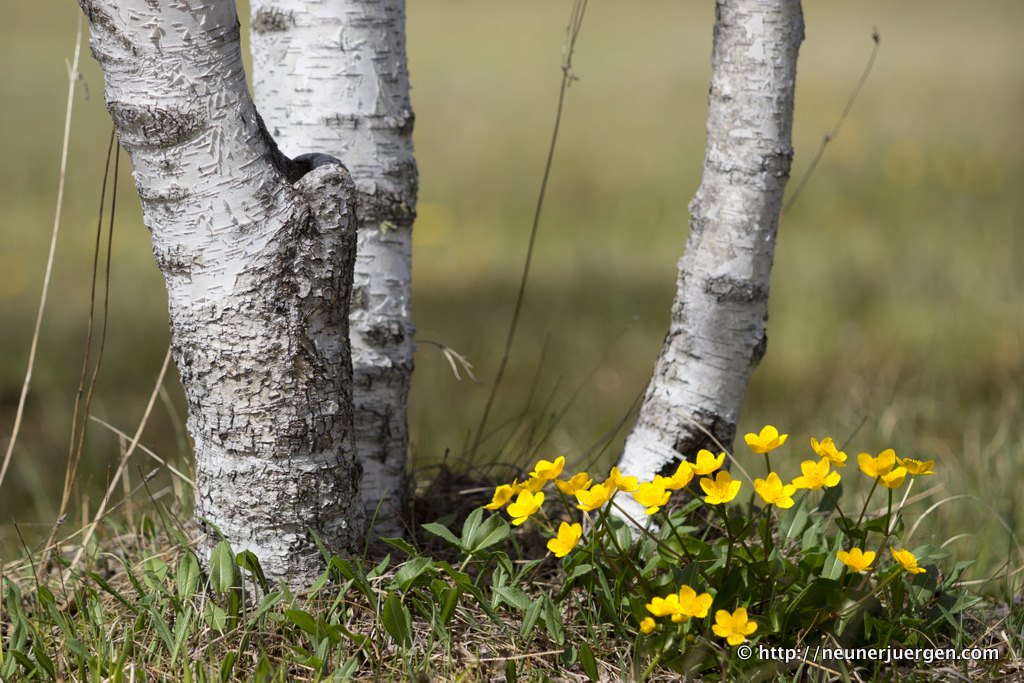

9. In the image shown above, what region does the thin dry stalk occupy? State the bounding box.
[0,14,84,492]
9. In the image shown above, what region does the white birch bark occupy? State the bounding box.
[78,0,364,588]
[248,0,417,538]
[615,0,804,519]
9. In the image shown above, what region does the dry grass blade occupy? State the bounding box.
[71,345,174,569]
[0,15,84,493]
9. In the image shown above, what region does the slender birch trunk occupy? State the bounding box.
[249,1,417,538]
[78,0,364,588]
[615,0,804,519]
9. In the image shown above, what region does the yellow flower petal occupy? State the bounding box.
[858,449,896,478]
[891,547,926,574]
[837,547,875,573]
[899,458,935,476]
[712,608,758,646]
[745,425,788,454]
[691,449,726,476]
[701,471,741,505]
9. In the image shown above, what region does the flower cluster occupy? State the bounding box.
[480,425,938,652]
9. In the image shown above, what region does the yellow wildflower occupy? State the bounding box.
[646,594,682,619]
[665,461,695,489]
[506,490,544,526]
[858,449,896,478]
[605,467,639,493]
[632,481,671,515]
[837,547,875,573]
[555,472,593,496]
[701,471,741,505]
[899,458,935,476]
[745,425,788,454]
[712,608,758,646]
[754,472,797,508]
[546,522,582,558]
[879,466,908,489]
[811,437,847,467]
[639,617,656,634]
[530,456,565,482]
[677,586,714,620]
[791,459,841,491]
[691,449,726,476]
[891,547,926,574]
[575,483,613,512]
[483,481,518,510]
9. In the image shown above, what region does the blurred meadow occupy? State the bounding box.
[1,1,1022,583]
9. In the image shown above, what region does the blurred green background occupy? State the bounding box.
[1,2,1022,579]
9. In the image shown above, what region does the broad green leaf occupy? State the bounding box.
[542,595,565,644]
[820,536,845,581]
[209,540,239,593]
[492,585,530,611]
[779,496,810,540]
[177,552,201,600]
[286,609,317,636]
[520,597,544,638]
[579,641,599,682]
[393,557,434,592]
[422,522,463,549]
[439,586,460,627]
[381,592,413,648]
[459,507,485,549]
[144,556,171,591]
[204,603,228,633]
[381,537,419,557]
[464,512,510,554]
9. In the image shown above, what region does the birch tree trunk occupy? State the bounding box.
[248,0,417,538]
[78,0,364,588]
[615,0,804,519]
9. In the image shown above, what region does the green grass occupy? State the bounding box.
[1,0,1023,678]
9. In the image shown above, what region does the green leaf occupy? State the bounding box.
[779,496,810,540]
[439,586,460,627]
[204,603,228,633]
[542,595,565,644]
[521,596,544,638]
[381,537,419,557]
[393,557,434,592]
[422,522,463,550]
[209,540,240,593]
[381,592,413,649]
[820,536,846,580]
[219,651,237,681]
[464,511,510,554]
[492,585,530,611]
[177,552,201,600]
[236,551,269,594]
[579,641,599,682]
[286,609,317,636]
[144,556,171,591]
[459,507,486,548]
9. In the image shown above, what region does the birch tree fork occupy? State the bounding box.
[78,0,365,588]
[249,0,417,537]
[615,0,804,518]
